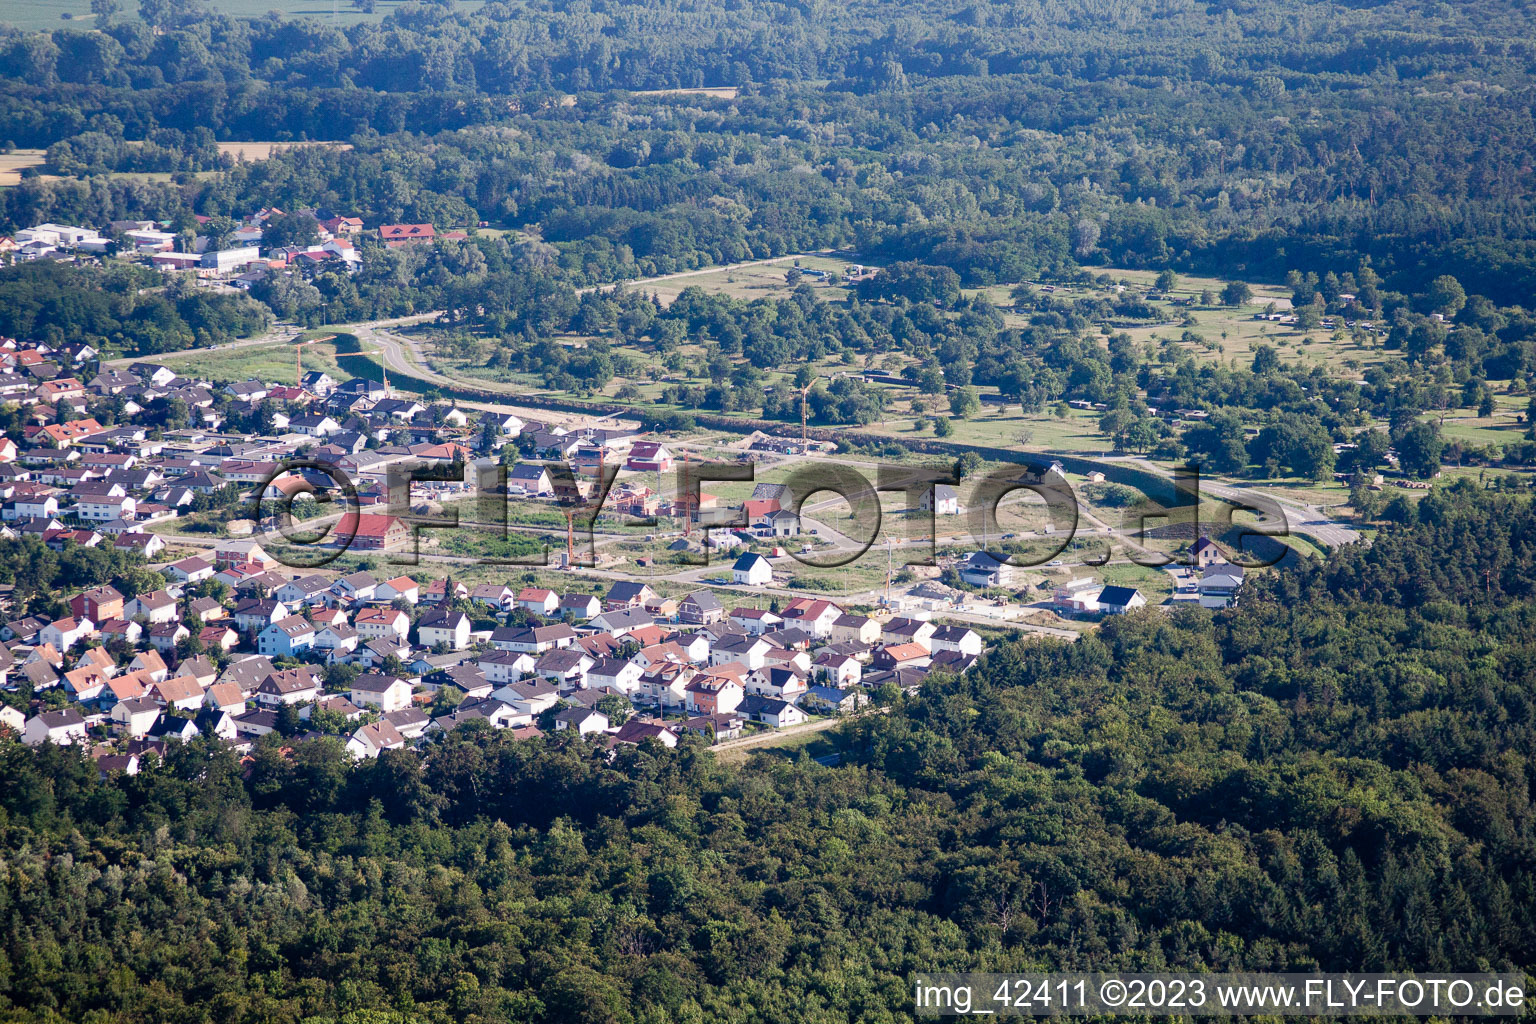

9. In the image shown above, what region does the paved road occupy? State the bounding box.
[1118,459,1363,550]
[105,312,445,368]
[1197,479,1362,549]
[710,714,845,760]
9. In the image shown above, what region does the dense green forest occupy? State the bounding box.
[4,0,1536,300]
[2,483,1535,1022]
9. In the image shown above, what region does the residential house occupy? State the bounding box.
[553,707,609,736]
[349,673,414,713]
[732,553,772,586]
[533,648,593,688]
[711,634,772,671]
[757,509,801,537]
[882,616,937,649]
[799,685,867,715]
[354,606,409,643]
[419,608,472,650]
[603,581,656,611]
[40,616,93,653]
[780,598,843,637]
[1098,586,1146,615]
[112,697,163,738]
[213,540,273,570]
[233,598,290,634]
[145,714,200,744]
[491,623,578,653]
[332,570,380,603]
[333,513,408,551]
[151,675,205,712]
[422,579,469,605]
[232,709,280,738]
[919,484,960,515]
[375,576,420,605]
[204,682,247,716]
[493,679,561,717]
[1191,536,1226,568]
[612,718,679,748]
[383,707,431,739]
[22,708,88,746]
[730,607,782,635]
[380,223,436,246]
[684,672,745,716]
[873,642,932,670]
[163,556,215,584]
[313,621,360,659]
[748,665,810,701]
[1198,565,1245,609]
[958,550,1018,588]
[218,656,278,697]
[929,624,983,657]
[678,590,725,625]
[69,585,123,624]
[149,621,190,653]
[479,649,537,684]
[470,584,516,610]
[679,712,744,743]
[275,575,335,607]
[257,616,316,657]
[126,589,179,625]
[255,668,322,707]
[346,719,407,759]
[559,593,601,620]
[515,587,560,616]
[813,651,863,687]
[587,657,643,694]
[624,441,674,473]
[831,614,880,645]
[187,597,224,624]
[587,607,654,637]
[737,694,806,729]
[129,650,169,682]
[507,463,553,496]
[193,708,237,741]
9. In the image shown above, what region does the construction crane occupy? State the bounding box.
[561,507,576,567]
[883,536,894,606]
[680,448,693,538]
[799,376,826,450]
[295,338,318,387]
[362,347,391,397]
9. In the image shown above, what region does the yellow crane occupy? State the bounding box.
[295,338,318,387]
[799,375,827,450]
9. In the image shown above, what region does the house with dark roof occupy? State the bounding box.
[678,590,725,625]
[737,694,806,729]
[1097,586,1146,614]
[603,581,656,611]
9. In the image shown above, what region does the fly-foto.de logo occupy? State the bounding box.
[249,457,1290,574]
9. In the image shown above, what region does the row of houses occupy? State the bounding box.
[5,553,989,761]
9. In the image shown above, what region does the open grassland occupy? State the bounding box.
[631,255,855,306]
[153,333,351,384]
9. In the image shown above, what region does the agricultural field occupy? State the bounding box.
[216,141,351,161]
[627,87,740,100]
[0,149,46,187]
